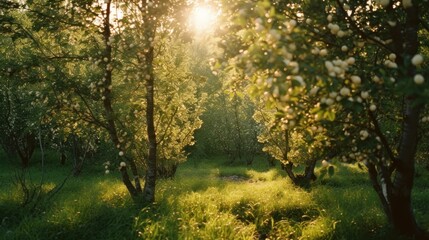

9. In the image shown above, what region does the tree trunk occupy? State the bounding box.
[304,159,317,181]
[367,103,427,239]
[101,0,142,200]
[59,141,67,165]
[390,100,426,238]
[282,129,298,183]
[143,45,157,203]
[281,161,297,184]
[233,94,243,162]
[385,4,427,238]
[14,133,36,168]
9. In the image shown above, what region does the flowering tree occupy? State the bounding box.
[88,0,204,202]
[0,3,53,167]
[219,0,428,237]
[0,0,206,203]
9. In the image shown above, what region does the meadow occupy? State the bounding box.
[1,152,428,240]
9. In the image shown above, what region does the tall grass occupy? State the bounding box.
[1,154,428,239]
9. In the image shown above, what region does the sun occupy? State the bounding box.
[189,5,218,32]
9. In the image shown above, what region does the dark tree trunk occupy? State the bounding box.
[281,128,317,186]
[390,101,426,238]
[14,133,36,168]
[282,161,297,184]
[368,102,427,239]
[60,152,67,165]
[282,129,298,183]
[101,0,142,201]
[143,45,157,203]
[365,4,428,238]
[387,4,427,238]
[304,159,317,181]
[59,140,67,165]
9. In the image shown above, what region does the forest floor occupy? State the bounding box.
[0,153,428,240]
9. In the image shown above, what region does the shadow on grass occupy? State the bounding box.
[3,204,138,240]
[310,162,429,240]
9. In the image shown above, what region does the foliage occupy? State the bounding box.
[195,86,262,164]
[217,0,429,236]
[0,0,208,201]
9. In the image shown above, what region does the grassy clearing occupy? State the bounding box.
[0,153,428,239]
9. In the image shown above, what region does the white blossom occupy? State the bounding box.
[322,160,329,167]
[414,74,425,85]
[329,24,340,34]
[337,31,346,38]
[411,54,423,66]
[372,75,381,83]
[388,21,397,27]
[340,87,350,96]
[344,4,350,11]
[351,75,361,85]
[311,48,320,55]
[294,76,305,86]
[360,130,369,140]
[384,60,397,68]
[329,92,338,98]
[309,86,320,95]
[346,57,355,65]
[325,61,334,71]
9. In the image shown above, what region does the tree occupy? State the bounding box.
[0,2,51,167]
[65,0,204,202]
[194,85,262,164]
[253,103,333,186]
[219,0,429,237]
[0,0,206,204]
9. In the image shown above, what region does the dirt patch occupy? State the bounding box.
[220,175,250,182]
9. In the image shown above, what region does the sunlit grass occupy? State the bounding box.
[1,155,428,239]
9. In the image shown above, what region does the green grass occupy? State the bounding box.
[0,153,428,239]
